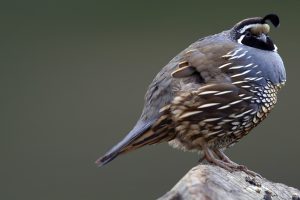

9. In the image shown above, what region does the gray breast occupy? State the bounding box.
[224,45,286,87]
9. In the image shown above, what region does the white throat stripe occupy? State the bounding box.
[237,35,245,44]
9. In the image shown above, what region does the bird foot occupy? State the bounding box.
[235,165,262,178]
[207,158,261,177]
[202,148,262,177]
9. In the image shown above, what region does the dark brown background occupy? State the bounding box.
[1,1,299,199]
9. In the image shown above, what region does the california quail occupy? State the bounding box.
[96,14,286,175]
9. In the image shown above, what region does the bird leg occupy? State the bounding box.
[202,146,234,172]
[213,149,261,177]
[214,149,240,167]
[198,142,260,177]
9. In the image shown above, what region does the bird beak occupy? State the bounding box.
[257,33,267,43]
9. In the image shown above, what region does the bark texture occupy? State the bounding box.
[158,164,300,200]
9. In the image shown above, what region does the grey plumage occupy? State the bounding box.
[96,14,286,175]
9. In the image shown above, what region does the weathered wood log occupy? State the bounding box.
[158,164,300,200]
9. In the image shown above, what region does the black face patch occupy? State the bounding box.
[232,14,279,51]
[239,32,276,51]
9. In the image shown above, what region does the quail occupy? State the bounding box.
[96,14,286,175]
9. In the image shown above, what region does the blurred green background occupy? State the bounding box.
[1,0,299,199]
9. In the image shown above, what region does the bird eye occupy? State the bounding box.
[245,31,252,37]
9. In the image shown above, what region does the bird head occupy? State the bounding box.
[231,14,280,51]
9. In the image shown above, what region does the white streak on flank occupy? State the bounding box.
[159,105,171,113]
[255,77,264,81]
[221,55,232,59]
[222,48,242,58]
[246,56,252,59]
[256,71,262,74]
[245,109,254,115]
[238,94,246,97]
[238,24,261,34]
[232,80,247,85]
[232,121,240,126]
[229,65,245,70]
[237,35,245,44]
[231,69,251,78]
[233,130,241,135]
[198,103,220,108]
[213,125,222,130]
[229,51,248,60]
[252,65,258,68]
[250,111,257,115]
[242,96,253,100]
[214,91,234,96]
[229,113,238,118]
[244,77,256,81]
[203,117,222,122]
[241,85,251,88]
[218,63,232,69]
[223,119,234,122]
[217,105,231,110]
[229,48,243,56]
[206,130,222,137]
[218,132,226,137]
[231,109,253,119]
[199,91,219,95]
[179,111,203,119]
[236,51,248,58]
[244,63,253,68]
[229,99,243,105]
[226,50,235,55]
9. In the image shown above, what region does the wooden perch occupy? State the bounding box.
[158,164,300,200]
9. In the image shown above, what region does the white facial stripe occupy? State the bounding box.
[273,44,278,52]
[238,23,261,33]
[237,35,245,44]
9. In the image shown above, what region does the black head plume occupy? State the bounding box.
[262,14,280,27]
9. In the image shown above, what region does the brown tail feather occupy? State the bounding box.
[95,119,157,167]
[119,131,173,155]
[95,128,173,167]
